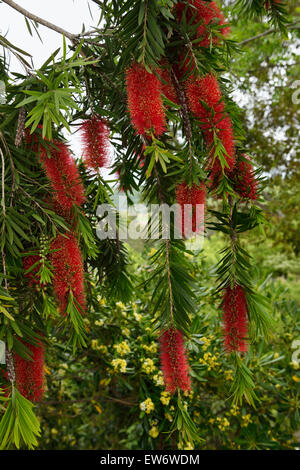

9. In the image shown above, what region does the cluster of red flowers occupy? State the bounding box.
[159,327,191,393]
[26,127,85,211]
[25,126,86,323]
[175,182,206,237]
[230,154,258,200]
[176,0,230,47]
[126,62,166,137]
[185,73,235,183]
[80,115,110,170]
[40,141,85,211]
[14,339,45,402]
[222,284,248,353]
[50,233,86,315]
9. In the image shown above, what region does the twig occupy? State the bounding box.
[238,20,300,46]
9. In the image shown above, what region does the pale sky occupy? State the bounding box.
[1,0,100,71]
[0,0,114,166]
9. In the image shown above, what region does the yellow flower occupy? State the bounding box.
[140,398,155,414]
[160,391,171,406]
[165,412,173,422]
[230,405,239,416]
[184,390,194,399]
[149,426,159,439]
[241,414,252,427]
[216,417,230,431]
[95,319,104,327]
[111,358,127,373]
[153,372,164,387]
[141,358,156,375]
[143,342,158,354]
[114,341,131,356]
[199,352,220,371]
[200,336,211,351]
[91,340,108,354]
[122,328,130,337]
[97,295,106,306]
[224,369,234,381]
[134,312,142,322]
[116,301,125,310]
[292,375,300,383]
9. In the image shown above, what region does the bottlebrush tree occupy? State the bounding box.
[0,0,291,449]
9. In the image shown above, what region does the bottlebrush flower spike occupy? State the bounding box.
[23,254,42,287]
[40,141,85,211]
[50,232,86,315]
[159,327,191,394]
[176,182,206,237]
[176,0,230,47]
[80,116,110,170]
[185,74,235,181]
[126,62,166,137]
[231,155,258,200]
[223,284,248,353]
[186,74,223,117]
[205,115,235,181]
[14,339,45,402]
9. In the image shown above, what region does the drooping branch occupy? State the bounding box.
[2,0,111,45]
[2,0,78,41]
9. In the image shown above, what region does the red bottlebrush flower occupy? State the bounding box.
[231,154,258,200]
[223,284,248,353]
[176,182,206,237]
[206,115,236,182]
[79,116,110,170]
[23,254,42,287]
[126,62,166,137]
[159,327,191,394]
[185,74,235,182]
[186,74,223,118]
[50,232,86,315]
[14,340,45,402]
[40,141,85,211]
[176,1,230,47]
[47,196,75,227]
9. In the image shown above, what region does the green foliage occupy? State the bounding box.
[31,242,300,450]
[0,387,41,450]
[0,0,299,450]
